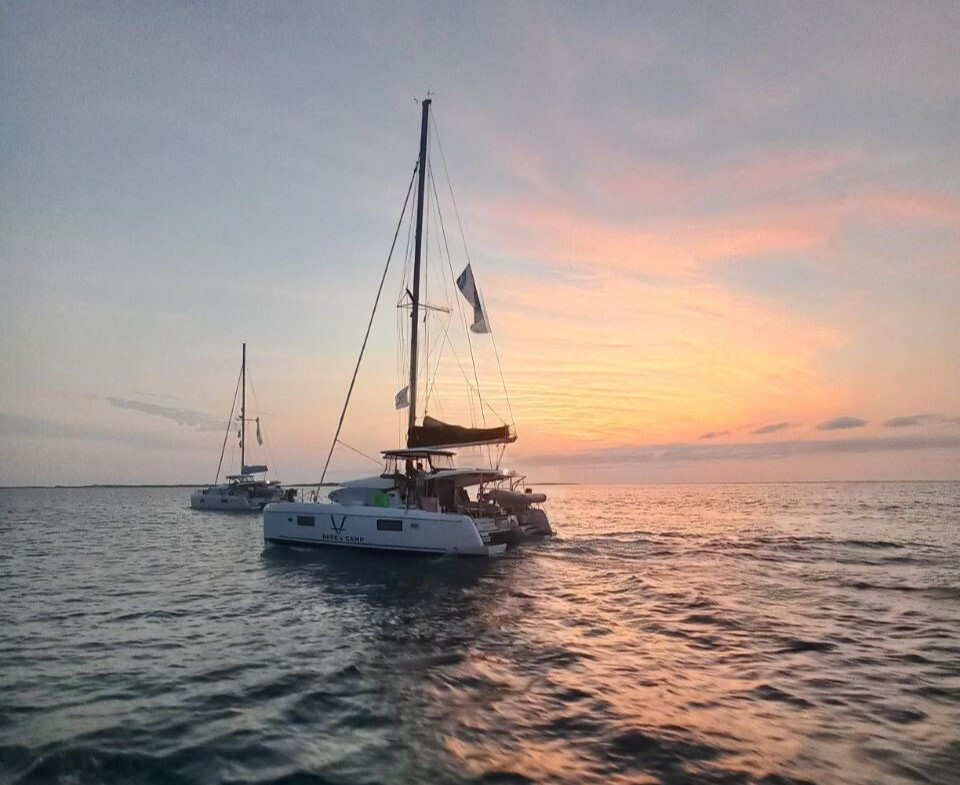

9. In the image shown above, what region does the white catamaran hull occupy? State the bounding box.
[263,502,507,556]
[191,487,279,511]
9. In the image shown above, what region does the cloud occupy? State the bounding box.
[104,397,224,431]
[130,391,184,402]
[480,199,833,278]
[882,414,941,428]
[0,412,181,448]
[520,434,960,468]
[751,421,793,435]
[817,416,867,431]
[699,430,730,439]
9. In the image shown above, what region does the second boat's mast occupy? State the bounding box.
[241,341,246,470]
[407,98,431,444]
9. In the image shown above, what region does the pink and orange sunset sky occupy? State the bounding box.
[2,2,959,485]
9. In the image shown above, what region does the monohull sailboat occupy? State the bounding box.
[263,99,550,555]
[191,343,289,511]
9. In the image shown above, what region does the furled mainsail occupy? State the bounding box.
[408,415,515,449]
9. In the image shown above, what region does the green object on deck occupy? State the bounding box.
[373,491,390,508]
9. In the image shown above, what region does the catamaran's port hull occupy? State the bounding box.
[263,502,506,556]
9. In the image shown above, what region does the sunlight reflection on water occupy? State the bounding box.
[1,483,959,784]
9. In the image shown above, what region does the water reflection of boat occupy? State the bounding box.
[191,343,289,512]
[264,98,551,555]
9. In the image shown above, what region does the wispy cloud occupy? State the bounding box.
[104,397,224,432]
[0,412,181,448]
[699,430,730,440]
[752,421,793,435]
[130,391,184,402]
[883,413,942,428]
[817,416,867,431]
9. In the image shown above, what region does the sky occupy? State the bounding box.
[1,1,959,485]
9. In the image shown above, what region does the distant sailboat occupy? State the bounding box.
[191,343,288,512]
[263,98,550,554]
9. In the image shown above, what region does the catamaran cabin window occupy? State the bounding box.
[377,519,402,532]
[297,515,315,527]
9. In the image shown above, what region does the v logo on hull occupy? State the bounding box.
[330,515,347,534]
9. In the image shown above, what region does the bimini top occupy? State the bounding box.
[225,474,279,483]
[426,467,512,486]
[382,448,456,458]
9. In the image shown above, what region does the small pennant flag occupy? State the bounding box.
[395,386,410,410]
[456,263,491,333]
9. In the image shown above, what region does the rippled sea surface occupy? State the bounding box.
[2,483,960,785]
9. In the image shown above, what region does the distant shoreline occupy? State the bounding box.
[0,481,583,489]
[0,482,581,489]
[0,483,342,490]
[0,480,955,490]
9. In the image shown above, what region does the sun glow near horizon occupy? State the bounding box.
[2,2,959,484]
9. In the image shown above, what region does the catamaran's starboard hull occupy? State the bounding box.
[263,502,507,556]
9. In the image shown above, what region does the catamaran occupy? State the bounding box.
[191,343,289,511]
[263,99,550,555]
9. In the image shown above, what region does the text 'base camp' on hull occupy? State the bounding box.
[263,502,508,557]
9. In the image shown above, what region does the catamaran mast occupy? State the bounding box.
[240,341,246,470]
[407,98,430,445]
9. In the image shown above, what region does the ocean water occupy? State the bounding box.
[1,483,959,785]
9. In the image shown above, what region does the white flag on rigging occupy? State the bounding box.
[394,386,410,410]
[456,264,491,334]
[256,417,263,446]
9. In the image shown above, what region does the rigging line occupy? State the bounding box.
[397,201,415,449]
[423,182,455,414]
[335,438,383,466]
[246,375,280,479]
[434,279,477,426]
[214,366,243,484]
[429,161,484,427]
[396,307,402,449]
[488,324,516,429]
[320,163,418,485]
[439,330,478,406]
[427,125,481,426]
[399,181,416,302]
[424,306,454,412]
[421,206,454,412]
[422,227,457,412]
[431,114,473,273]
[432,230,475,429]
[433,112,515,429]
[424,314,449,406]
[439,330,510,425]
[423,157,432,413]
[395,159,417,445]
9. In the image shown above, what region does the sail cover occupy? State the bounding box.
[409,415,515,449]
[241,464,268,475]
